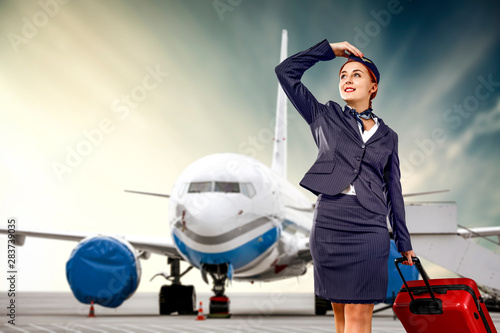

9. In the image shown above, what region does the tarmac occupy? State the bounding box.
[1,292,499,332]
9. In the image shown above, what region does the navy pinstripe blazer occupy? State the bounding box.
[275,39,412,252]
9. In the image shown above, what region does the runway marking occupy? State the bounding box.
[28,324,56,332]
[212,326,249,333]
[99,324,135,333]
[309,326,336,332]
[73,324,109,333]
[172,324,215,332]
[149,324,185,332]
[0,322,409,333]
[122,324,158,333]
[0,323,474,333]
[2,324,30,333]
[255,327,294,333]
[205,326,236,333]
[52,324,82,332]
[281,325,325,333]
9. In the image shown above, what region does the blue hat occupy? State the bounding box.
[341,54,380,84]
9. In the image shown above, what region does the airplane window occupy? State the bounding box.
[177,182,188,196]
[240,183,256,198]
[214,182,240,193]
[187,181,254,196]
[188,182,212,193]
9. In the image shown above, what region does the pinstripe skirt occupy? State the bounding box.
[310,193,390,304]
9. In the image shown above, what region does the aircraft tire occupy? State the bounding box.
[315,295,329,315]
[159,284,197,315]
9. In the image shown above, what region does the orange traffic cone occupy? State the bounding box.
[88,301,95,318]
[195,301,205,321]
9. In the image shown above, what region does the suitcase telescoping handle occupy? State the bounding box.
[394,256,435,302]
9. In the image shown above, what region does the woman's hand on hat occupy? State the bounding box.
[330,41,364,59]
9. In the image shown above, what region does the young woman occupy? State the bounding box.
[275,40,415,333]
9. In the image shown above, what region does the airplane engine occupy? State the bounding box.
[66,236,141,308]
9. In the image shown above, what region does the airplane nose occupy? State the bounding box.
[183,194,241,234]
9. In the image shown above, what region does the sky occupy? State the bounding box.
[0,0,499,296]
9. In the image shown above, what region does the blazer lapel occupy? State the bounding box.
[366,116,389,145]
[339,105,363,143]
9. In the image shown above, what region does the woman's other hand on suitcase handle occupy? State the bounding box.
[400,250,416,266]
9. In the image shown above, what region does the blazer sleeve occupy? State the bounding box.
[384,133,413,252]
[275,39,336,124]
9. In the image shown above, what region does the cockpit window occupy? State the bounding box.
[240,183,256,198]
[215,182,240,193]
[187,181,256,197]
[177,182,188,196]
[188,181,212,193]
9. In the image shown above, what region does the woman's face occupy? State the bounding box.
[339,61,377,106]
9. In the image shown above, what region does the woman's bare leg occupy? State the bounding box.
[331,303,346,333]
[344,303,374,333]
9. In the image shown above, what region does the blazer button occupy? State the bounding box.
[354,169,358,174]
[361,144,366,149]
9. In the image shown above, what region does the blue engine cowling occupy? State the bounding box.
[386,239,419,303]
[66,236,141,308]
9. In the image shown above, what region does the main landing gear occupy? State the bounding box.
[153,258,197,315]
[315,295,330,315]
[202,263,232,318]
[153,259,232,318]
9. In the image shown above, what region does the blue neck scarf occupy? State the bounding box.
[347,106,374,132]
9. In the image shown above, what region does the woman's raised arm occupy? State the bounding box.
[275,40,365,125]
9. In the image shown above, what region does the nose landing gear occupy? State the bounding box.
[202,263,232,318]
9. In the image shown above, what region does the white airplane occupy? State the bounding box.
[2,30,500,317]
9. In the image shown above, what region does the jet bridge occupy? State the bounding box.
[401,202,500,292]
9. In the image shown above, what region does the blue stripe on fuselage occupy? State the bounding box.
[172,227,280,270]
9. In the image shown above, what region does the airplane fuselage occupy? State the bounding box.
[168,152,313,282]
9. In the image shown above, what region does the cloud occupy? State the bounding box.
[446,98,500,160]
[402,99,500,228]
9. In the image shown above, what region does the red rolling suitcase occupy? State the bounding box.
[393,257,497,333]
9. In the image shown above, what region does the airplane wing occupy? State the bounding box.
[1,191,182,259]
[286,190,452,213]
[0,228,182,259]
[402,189,449,198]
